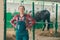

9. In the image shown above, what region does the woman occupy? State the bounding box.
[10,5,35,40]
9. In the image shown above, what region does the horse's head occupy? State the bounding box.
[35,11,42,22]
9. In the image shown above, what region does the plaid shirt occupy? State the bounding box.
[10,14,35,28]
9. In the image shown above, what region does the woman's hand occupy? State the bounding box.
[26,27,31,30]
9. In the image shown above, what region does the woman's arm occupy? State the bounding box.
[10,15,17,28]
[26,14,36,29]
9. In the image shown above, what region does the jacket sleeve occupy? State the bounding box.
[10,15,17,28]
[26,14,36,28]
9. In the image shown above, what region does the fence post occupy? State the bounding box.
[4,0,6,40]
[32,2,35,40]
[55,4,58,33]
[42,0,44,10]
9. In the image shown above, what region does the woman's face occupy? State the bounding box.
[18,6,25,14]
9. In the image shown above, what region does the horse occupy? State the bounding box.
[34,10,50,31]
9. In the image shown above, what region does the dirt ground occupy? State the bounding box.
[6,28,60,40]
